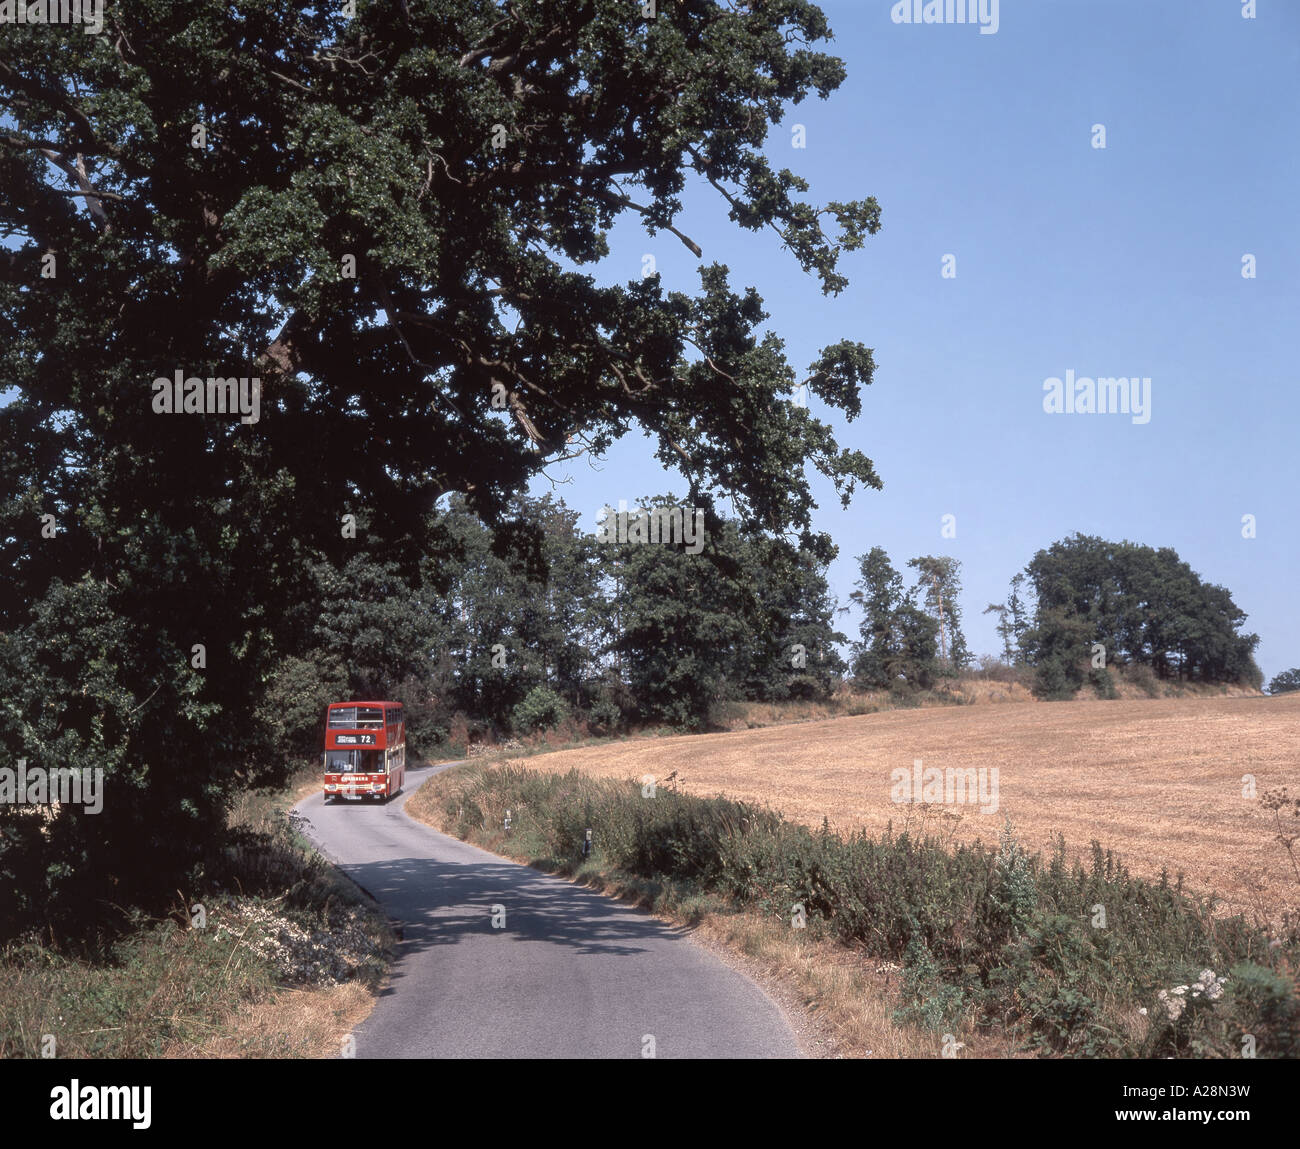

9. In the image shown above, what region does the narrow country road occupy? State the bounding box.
[295,762,801,1059]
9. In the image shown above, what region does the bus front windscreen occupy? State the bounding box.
[325,749,382,773]
[326,750,358,773]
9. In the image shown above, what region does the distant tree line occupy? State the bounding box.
[273,525,1266,762]
[261,493,849,762]
[851,534,1262,702]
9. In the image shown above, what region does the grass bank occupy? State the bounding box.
[0,764,391,1059]
[409,763,1299,1059]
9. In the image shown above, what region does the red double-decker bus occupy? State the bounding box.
[322,701,406,803]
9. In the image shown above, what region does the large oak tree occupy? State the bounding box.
[0,0,882,935]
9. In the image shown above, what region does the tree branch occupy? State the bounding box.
[39,149,112,231]
[590,188,702,257]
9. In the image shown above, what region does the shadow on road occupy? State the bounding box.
[304,764,709,1000]
[348,853,669,972]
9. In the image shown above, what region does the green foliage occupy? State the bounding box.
[594,499,845,728]
[889,604,941,690]
[1216,962,1300,1057]
[436,493,602,728]
[1025,605,1092,699]
[587,694,624,735]
[1132,961,1299,1059]
[260,491,849,751]
[849,546,903,687]
[511,686,569,734]
[892,932,967,1030]
[991,819,1039,938]
[852,548,946,691]
[1088,665,1118,699]
[984,602,1014,666]
[908,555,969,673]
[851,548,965,692]
[1267,668,1300,695]
[311,556,443,698]
[1019,535,1260,696]
[257,653,348,760]
[389,677,448,757]
[1007,572,1032,664]
[734,532,848,701]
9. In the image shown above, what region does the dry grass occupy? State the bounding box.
[713,672,1247,733]
[507,693,1300,918]
[712,680,1036,732]
[685,909,1030,1059]
[163,981,373,1059]
[189,763,391,1058]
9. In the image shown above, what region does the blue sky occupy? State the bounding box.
[530,0,1300,680]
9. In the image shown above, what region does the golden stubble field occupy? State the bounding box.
[514,694,1300,916]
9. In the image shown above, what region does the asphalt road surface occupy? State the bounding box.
[295,762,801,1059]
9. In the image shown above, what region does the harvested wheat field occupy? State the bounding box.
[515,694,1300,917]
